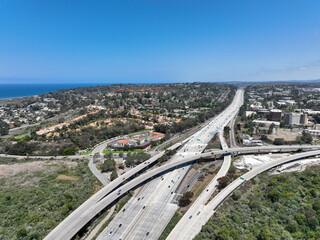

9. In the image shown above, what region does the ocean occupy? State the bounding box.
[0,83,103,99]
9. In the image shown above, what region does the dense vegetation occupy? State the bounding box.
[3,121,144,156]
[154,89,236,135]
[0,159,97,239]
[124,152,151,167]
[195,166,320,240]
[101,158,116,172]
[2,83,236,155]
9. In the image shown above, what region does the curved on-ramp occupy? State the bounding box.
[167,149,320,240]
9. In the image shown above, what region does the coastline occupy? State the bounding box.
[0,82,177,100]
[0,83,102,100]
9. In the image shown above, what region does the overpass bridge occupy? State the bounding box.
[167,149,320,240]
[45,144,320,239]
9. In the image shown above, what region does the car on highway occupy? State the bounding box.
[137,198,140,201]
[189,215,192,219]
[119,223,122,227]
[146,232,150,236]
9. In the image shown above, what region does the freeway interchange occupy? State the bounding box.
[167,149,320,240]
[45,89,244,239]
[45,145,320,239]
[44,89,320,240]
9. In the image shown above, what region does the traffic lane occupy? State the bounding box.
[168,149,320,240]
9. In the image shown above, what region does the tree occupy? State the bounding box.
[232,190,241,201]
[273,138,285,145]
[308,216,319,229]
[154,124,169,134]
[286,221,298,233]
[223,126,230,138]
[257,228,271,240]
[101,159,116,172]
[312,202,320,211]
[6,141,38,155]
[267,189,280,202]
[0,120,9,136]
[118,163,124,169]
[216,226,230,240]
[301,131,313,144]
[178,191,194,207]
[268,123,275,134]
[217,176,230,189]
[63,148,75,155]
[16,227,27,238]
[104,152,113,159]
[110,170,118,181]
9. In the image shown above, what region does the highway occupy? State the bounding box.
[166,149,320,240]
[96,89,244,240]
[166,131,231,240]
[45,89,244,240]
[44,88,320,239]
[44,150,167,240]
[229,113,238,148]
[45,143,320,239]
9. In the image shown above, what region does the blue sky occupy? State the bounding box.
[0,0,320,84]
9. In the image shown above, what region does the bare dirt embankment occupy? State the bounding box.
[0,160,77,179]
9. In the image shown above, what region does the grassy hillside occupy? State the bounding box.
[0,159,98,240]
[195,166,320,240]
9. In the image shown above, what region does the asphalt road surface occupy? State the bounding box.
[166,130,231,240]
[167,149,320,240]
[45,89,320,240]
[45,143,320,239]
[96,89,244,240]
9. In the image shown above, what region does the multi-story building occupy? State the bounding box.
[299,114,308,126]
[270,109,282,121]
[284,113,306,126]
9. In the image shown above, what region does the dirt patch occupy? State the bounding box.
[0,160,77,179]
[268,128,300,141]
[57,174,79,181]
[0,162,45,179]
